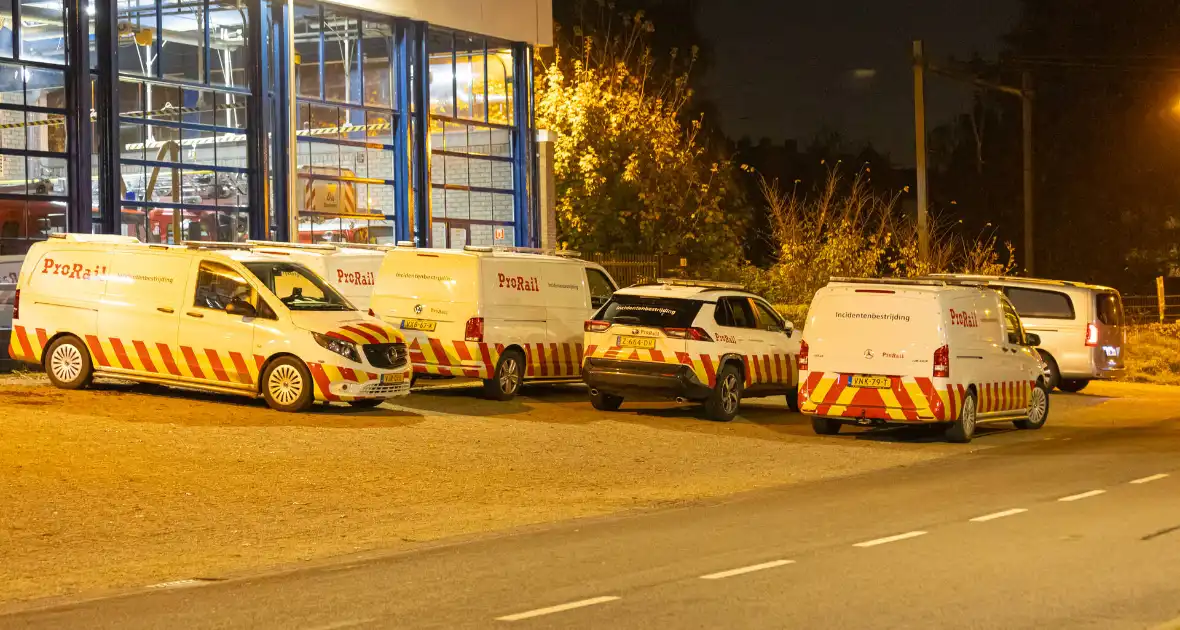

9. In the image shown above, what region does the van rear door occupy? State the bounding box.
[1094,291,1125,372]
[806,287,940,379]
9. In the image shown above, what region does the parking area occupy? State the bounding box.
[0,375,1172,606]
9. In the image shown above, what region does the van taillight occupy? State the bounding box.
[798,340,809,371]
[1085,323,1099,347]
[12,289,18,320]
[465,317,484,343]
[664,327,713,342]
[585,320,611,333]
[933,344,950,378]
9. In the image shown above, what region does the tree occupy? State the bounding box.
[535,11,748,272]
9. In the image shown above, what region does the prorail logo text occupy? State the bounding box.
[498,273,540,292]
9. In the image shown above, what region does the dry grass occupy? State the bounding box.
[1123,324,1180,386]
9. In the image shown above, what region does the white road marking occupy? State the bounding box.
[1058,489,1106,502]
[146,579,204,589]
[700,559,795,580]
[853,531,928,548]
[305,619,376,630]
[970,508,1028,522]
[497,596,621,622]
[1131,473,1170,485]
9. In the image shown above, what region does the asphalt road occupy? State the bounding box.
[4,391,1180,630]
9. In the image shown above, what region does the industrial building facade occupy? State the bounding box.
[0,0,551,254]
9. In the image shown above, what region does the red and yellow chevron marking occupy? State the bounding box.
[799,372,1039,423]
[306,362,409,402]
[8,325,50,364]
[798,372,947,422]
[406,338,585,380]
[581,343,798,389]
[324,322,404,345]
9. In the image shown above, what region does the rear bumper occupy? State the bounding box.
[583,358,713,400]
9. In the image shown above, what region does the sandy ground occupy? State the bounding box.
[0,375,1172,606]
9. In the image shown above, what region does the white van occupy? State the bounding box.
[798,277,1049,443]
[369,246,619,399]
[930,275,1125,392]
[8,234,412,411]
[243,241,386,312]
[0,254,22,370]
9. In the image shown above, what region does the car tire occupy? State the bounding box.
[1059,379,1089,393]
[44,336,94,390]
[1037,350,1061,391]
[786,387,801,412]
[483,349,524,401]
[811,417,842,435]
[704,364,743,422]
[589,390,623,411]
[261,356,315,412]
[946,389,978,443]
[347,399,385,409]
[1014,380,1050,430]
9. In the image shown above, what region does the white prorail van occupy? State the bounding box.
[798,277,1050,443]
[369,246,619,399]
[8,234,412,412]
[244,241,386,312]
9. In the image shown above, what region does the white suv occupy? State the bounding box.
[582,279,801,421]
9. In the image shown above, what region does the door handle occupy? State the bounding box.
[186,311,205,318]
[157,307,174,314]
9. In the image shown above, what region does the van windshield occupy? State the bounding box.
[596,295,702,328]
[244,262,355,312]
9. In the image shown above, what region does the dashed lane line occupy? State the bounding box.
[1058,490,1107,502]
[853,531,928,548]
[970,508,1028,523]
[496,596,621,622]
[700,560,795,580]
[1131,473,1170,485]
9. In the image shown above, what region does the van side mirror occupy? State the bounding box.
[782,320,795,336]
[226,298,257,318]
[1025,333,1041,347]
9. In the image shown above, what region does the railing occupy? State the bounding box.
[587,253,661,287]
[1123,294,1180,324]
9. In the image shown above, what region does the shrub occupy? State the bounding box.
[1122,323,1180,386]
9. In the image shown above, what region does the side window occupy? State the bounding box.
[718,297,756,329]
[1003,287,1074,320]
[1002,300,1025,345]
[586,268,615,309]
[753,300,785,332]
[713,299,734,327]
[193,261,256,311]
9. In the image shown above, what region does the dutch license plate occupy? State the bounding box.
[849,375,891,389]
[616,335,657,349]
[401,318,436,332]
[381,373,404,384]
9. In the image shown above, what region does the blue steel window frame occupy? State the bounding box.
[292,3,400,244]
[426,26,521,249]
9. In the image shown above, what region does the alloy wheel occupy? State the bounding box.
[500,358,520,394]
[721,374,740,413]
[50,343,83,383]
[1028,387,1048,424]
[268,364,304,406]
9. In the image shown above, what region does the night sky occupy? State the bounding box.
[698,0,1021,165]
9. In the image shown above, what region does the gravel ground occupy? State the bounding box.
[0,375,1162,605]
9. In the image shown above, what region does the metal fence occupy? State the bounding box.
[587,253,661,287]
[1123,294,1180,324]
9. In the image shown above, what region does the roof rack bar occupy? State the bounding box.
[829,276,947,287]
[246,240,339,251]
[331,242,397,251]
[183,241,255,250]
[656,278,746,290]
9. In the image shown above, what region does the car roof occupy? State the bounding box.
[614,284,759,301]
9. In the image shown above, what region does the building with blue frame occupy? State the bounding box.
[0,0,551,254]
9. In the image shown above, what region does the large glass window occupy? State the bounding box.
[116,0,253,243]
[293,5,397,245]
[428,28,516,249]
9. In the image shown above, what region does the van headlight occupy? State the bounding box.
[312,332,360,363]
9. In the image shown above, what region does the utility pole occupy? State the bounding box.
[1021,71,1035,275]
[912,40,930,263]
